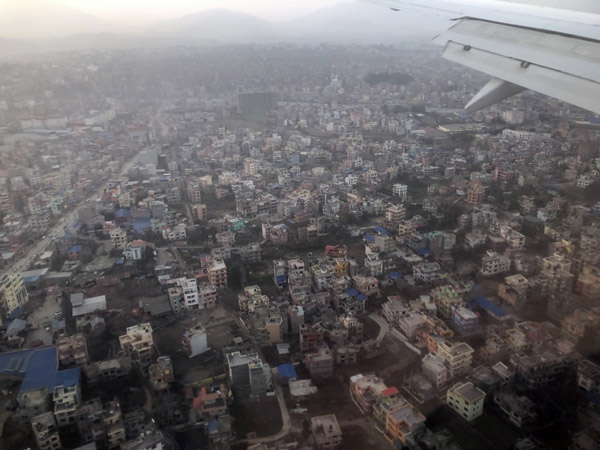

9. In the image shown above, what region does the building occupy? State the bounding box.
[576,265,600,300]
[385,205,406,224]
[53,384,81,427]
[466,181,485,205]
[238,91,277,114]
[191,203,208,221]
[0,273,29,313]
[183,325,209,358]
[392,184,408,199]
[493,391,537,427]
[385,402,426,446]
[436,340,474,378]
[226,352,271,397]
[413,262,446,285]
[446,382,485,421]
[148,356,174,391]
[311,414,342,449]
[431,285,464,319]
[481,251,511,276]
[110,228,128,249]
[349,373,389,413]
[119,323,154,363]
[422,353,449,388]
[304,345,335,380]
[577,360,600,392]
[208,259,228,289]
[32,412,61,450]
[382,296,410,324]
[56,334,89,367]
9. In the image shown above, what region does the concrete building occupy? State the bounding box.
[577,360,600,392]
[182,325,209,358]
[226,352,272,397]
[382,296,410,324]
[481,251,511,276]
[148,356,174,391]
[466,181,485,205]
[311,414,342,449]
[0,273,29,313]
[392,183,408,199]
[32,412,61,450]
[436,340,474,378]
[431,285,464,319]
[446,382,485,421]
[422,353,449,388]
[385,205,406,224]
[53,384,81,427]
[349,373,389,413]
[56,334,89,368]
[304,345,335,380]
[208,259,228,289]
[191,203,208,221]
[110,228,127,249]
[119,323,154,363]
[385,401,426,446]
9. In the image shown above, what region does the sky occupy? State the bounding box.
[55,0,353,27]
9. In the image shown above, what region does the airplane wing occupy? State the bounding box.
[362,0,600,115]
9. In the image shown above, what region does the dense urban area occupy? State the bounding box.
[1,41,600,450]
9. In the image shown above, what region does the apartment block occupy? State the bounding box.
[32,412,62,450]
[208,259,228,289]
[119,323,154,363]
[56,334,89,367]
[311,414,342,449]
[446,382,485,421]
[0,273,29,313]
[436,340,474,379]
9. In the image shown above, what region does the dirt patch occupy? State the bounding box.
[231,396,282,438]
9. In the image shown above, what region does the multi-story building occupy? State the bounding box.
[182,325,209,358]
[148,356,174,391]
[187,183,202,203]
[436,340,474,378]
[413,262,446,285]
[119,323,154,363]
[352,275,380,298]
[466,181,485,205]
[577,360,600,392]
[226,351,272,397]
[422,353,449,388]
[53,384,81,427]
[32,412,61,450]
[208,259,228,289]
[446,382,485,421]
[385,205,406,224]
[110,228,128,249]
[575,265,600,299]
[311,414,342,449]
[392,184,408,199]
[304,345,335,380]
[385,401,426,446]
[481,251,511,276]
[0,273,29,313]
[349,373,390,413]
[166,187,181,204]
[498,274,531,309]
[56,334,89,367]
[510,350,570,389]
[431,285,464,319]
[191,203,208,221]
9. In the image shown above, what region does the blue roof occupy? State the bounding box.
[207,420,219,432]
[346,288,359,297]
[472,296,508,318]
[373,226,389,235]
[132,217,151,232]
[116,257,124,265]
[67,245,82,253]
[277,364,297,379]
[364,235,375,243]
[7,307,23,319]
[115,208,132,218]
[388,272,402,279]
[418,248,433,256]
[159,176,168,182]
[23,275,41,283]
[357,294,367,301]
[0,347,80,393]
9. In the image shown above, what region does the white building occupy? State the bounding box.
[392,184,408,199]
[446,382,485,421]
[182,325,209,357]
[481,251,511,276]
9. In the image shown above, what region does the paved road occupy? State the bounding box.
[7,152,143,274]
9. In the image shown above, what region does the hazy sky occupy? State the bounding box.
[55,0,353,26]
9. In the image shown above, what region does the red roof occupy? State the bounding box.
[382,386,399,397]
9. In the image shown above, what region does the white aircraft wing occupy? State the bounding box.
[363,0,600,114]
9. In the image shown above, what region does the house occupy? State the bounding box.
[119,323,154,363]
[304,345,335,380]
[311,414,342,449]
[148,356,174,391]
[349,373,389,413]
[66,245,83,260]
[123,240,152,261]
[446,382,485,421]
[182,325,209,358]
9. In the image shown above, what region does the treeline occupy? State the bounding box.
[364,71,413,86]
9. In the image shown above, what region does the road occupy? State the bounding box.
[7,152,144,274]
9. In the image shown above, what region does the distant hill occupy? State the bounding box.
[0,0,119,40]
[148,9,280,43]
